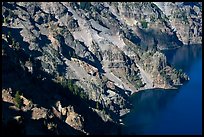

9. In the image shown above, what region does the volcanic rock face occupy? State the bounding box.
[2,2,200,135]
[153,2,202,45]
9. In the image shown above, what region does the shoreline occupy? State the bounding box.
[131,86,178,95]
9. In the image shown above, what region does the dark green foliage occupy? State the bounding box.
[8,31,11,37]
[12,41,20,50]
[58,78,88,100]
[55,34,61,42]
[160,70,165,77]
[15,42,20,49]
[79,91,87,99]
[160,69,170,82]
[165,74,172,84]
[175,68,188,82]
[67,80,88,99]
[96,101,99,109]
[3,17,9,24]
[180,11,188,23]
[141,20,148,28]
[8,10,14,17]
[183,16,188,23]
[127,74,144,90]
[72,52,78,59]
[134,79,144,89]
[79,2,91,10]
[67,79,73,90]
[68,50,78,59]
[14,91,23,109]
[11,38,15,46]
[5,32,20,50]
[160,68,188,85]
[150,15,156,22]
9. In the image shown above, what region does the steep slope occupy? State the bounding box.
[2,2,199,135]
[153,2,202,45]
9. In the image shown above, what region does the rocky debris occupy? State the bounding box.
[109,2,183,50]
[139,50,189,88]
[55,101,62,113]
[64,106,84,132]
[20,96,33,112]
[13,115,24,124]
[153,2,202,45]
[52,107,62,120]
[46,122,57,132]
[107,90,116,97]
[61,107,67,116]
[2,88,14,104]
[2,89,25,111]
[152,51,167,71]
[39,2,67,19]
[72,58,99,77]
[31,107,48,120]
[92,108,112,122]
[25,60,33,74]
[1,2,197,135]
[54,101,85,132]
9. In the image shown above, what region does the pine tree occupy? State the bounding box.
[14,91,23,109]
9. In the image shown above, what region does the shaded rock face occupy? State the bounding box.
[2,2,197,135]
[55,102,84,132]
[108,2,183,50]
[153,2,202,45]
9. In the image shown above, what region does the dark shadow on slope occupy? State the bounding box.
[75,41,105,73]
[2,101,83,135]
[123,29,141,46]
[2,102,26,136]
[57,34,105,74]
[2,2,18,10]
[29,16,40,31]
[55,34,75,60]
[115,86,132,100]
[2,40,121,135]
[183,2,201,7]
[1,48,79,134]
[134,26,183,50]
[37,34,52,49]
[2,26,43,58]
[90,25,102,34]
[56,64,67,77]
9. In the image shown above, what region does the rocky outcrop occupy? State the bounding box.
[31,107,48,120]
[109,2,183,50]
[64,106,84,132]
[2,2,198,135]
[55,101,85,132]
[153,2,202,45]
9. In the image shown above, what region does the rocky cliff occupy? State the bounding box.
[153,2,202,45]
[2,2,200,135]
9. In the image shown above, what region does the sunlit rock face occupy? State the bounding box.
[2,2,199,135]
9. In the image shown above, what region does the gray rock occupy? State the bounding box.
[2,2,196,133]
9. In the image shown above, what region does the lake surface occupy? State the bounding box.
[121,45,202,135]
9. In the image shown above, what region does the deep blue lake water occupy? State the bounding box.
[121,45,202,135]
